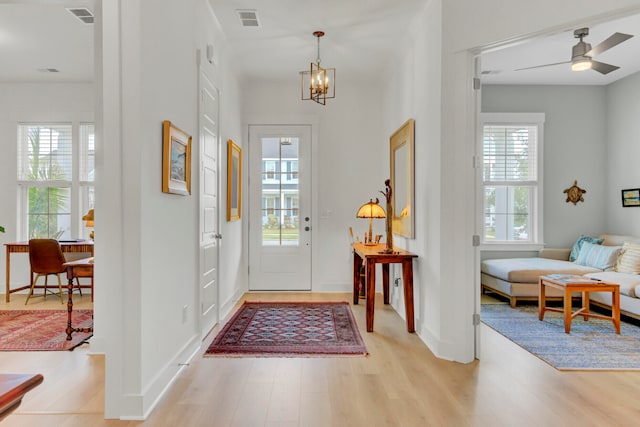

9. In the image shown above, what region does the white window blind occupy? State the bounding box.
[18,124,73,182]
[483,125,537,183]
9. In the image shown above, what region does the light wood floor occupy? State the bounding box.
[2,292,640,426]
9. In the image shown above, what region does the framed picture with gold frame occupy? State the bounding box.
[390,118,415,238]
[227,139,242,221]
[162,120,192,195]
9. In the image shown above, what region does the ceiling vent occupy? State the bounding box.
[236,9,260,28]
[66,7,94,24]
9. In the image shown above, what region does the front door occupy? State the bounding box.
[248,125,312,291]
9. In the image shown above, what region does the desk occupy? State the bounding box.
[0,373,43,421]
[4,240,94,302]
[352,243,418,332]
[63,258,94,340]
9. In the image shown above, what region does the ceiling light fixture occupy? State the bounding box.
[571,29,593,72]
[300,31,335,105]
[571,56,592,71]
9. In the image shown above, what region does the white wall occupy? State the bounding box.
[481,85,608,247]
[0,83,94,291]
[241,78,386,292]
[99,0,243,419]
[606,71,640,234]
[382,0,445,355]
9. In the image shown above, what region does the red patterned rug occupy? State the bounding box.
[205,302,368,357]
[0,310,93,351]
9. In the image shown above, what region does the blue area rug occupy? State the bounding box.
[481,303,640,370]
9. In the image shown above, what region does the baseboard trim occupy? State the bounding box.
[119,333,201,420]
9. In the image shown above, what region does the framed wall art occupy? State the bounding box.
[390,118,415,238]
[227,139,242,221]
[162,120,192,195]
[621,188,640,207]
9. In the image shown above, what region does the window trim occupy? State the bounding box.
[479,112,545,251]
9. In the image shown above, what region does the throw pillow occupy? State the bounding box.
[569,236,604,262]
[615,242,640,274]
[575,242,622,270]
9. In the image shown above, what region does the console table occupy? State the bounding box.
[4,240,94,302]
[352,243,418,332]
[63,258,94,340]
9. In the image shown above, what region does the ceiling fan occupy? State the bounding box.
[516,27,633,75]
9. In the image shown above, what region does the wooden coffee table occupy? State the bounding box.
[538,275,620,334]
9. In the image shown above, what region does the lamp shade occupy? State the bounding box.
[82,209,94,227]
[356,199,386,219]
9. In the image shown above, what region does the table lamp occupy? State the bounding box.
[82,209,94,240]
[356,198,386,245]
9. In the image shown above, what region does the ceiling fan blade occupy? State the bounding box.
[586,32,633,57]
[590,60,619,75]
[515,61,570,71]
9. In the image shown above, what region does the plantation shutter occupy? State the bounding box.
[483,124,537,184]
[18,124,73,182]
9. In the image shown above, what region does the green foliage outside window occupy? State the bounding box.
[27,127,69,239]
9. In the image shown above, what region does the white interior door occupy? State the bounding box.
[248,125,312,291]
[199,69,220,336]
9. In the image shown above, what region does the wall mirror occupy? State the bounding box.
[389,118,415,238]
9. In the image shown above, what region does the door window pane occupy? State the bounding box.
[261,137,300,246]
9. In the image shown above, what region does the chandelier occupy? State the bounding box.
[300,31,336,105]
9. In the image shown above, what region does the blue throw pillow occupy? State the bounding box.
[569,236,604,262]
[575,242,622,270]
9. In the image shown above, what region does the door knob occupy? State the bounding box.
[305,217,310,222]
[304,226,311,231]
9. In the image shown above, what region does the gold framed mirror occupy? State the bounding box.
[390,118,415,238]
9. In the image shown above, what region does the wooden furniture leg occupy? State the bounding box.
[5,249,10,303]
[582,291,590,321]
[382,264,390,304]
[563,288,572,334]
[402,260,415,332]
[66,273,75,341]
[353,252,361,305]
[613,288,620,334]
[366,258,376,332]
[538,278,546,321]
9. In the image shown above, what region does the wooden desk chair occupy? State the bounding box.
[25,239,71,305]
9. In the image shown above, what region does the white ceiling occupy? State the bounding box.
[0,2,94,83]
[1,2,638,87]
[207,0,429,82]
[481,12,640,86]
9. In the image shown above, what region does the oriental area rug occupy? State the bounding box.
[205,302,368,357]
[481,303,640,370]
[0,309,93,351]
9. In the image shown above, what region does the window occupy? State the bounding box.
[263,160,277,181]
[480,113,544,247]
[17,123,95,240]
[284,160,298,182]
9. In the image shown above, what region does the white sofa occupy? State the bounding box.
[481,234,640,319]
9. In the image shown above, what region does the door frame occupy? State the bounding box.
[244,114,319,291]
